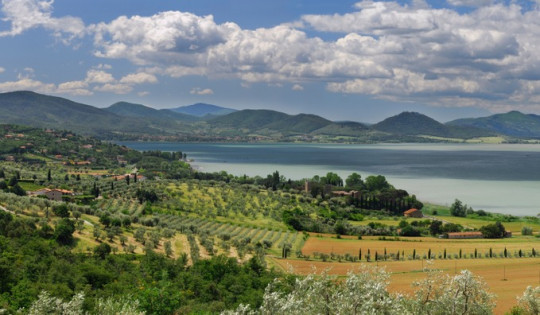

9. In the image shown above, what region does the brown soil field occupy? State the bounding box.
[302,235,539,258]
[273,234,540,314]
[270,257,539,315]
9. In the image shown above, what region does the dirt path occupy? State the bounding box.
[176,234,192,265]
[196,237,211,259]
[0,204,15,215]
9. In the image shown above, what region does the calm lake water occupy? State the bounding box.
[120,142,540,216]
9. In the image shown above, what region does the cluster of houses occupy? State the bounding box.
[306,184,512,239]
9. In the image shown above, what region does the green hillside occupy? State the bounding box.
[374,111,494,139]
[373,112,451,136]
[0,91,164,137]
[208,109,290,130]
[264,114,332,133]
[312,121,369,136]
[106,102,199,122]
[448,111,540,138]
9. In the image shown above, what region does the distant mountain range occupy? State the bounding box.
[105,102,198,122]
[0,90,538,142]
[169,103,236,118]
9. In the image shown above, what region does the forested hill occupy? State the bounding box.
[208,110,338,133]
[169,103,236,117]
[373,111,495,138]
[448,111,540,138]
[0,91,173,137]
[105,102,198,122]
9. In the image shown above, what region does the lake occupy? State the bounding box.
[120,142,540,216]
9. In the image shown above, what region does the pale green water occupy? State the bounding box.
[121,142,540,216]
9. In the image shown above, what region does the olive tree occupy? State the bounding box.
[224,265,497,315]
[224,266,405,315]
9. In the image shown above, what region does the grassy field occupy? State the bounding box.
[269,256,539,315]
[18,181,45,191]
[349,217,425,227]
[421,203,540,234]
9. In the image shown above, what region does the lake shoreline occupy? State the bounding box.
[120,142,540,216]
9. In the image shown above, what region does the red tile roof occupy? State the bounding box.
[403,208,419,214]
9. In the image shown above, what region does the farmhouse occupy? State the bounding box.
[403,208,423,218]
[112,173,146,181]
[29,188,74,201]
[447,231,484,239]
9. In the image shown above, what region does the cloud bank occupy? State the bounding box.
[3,0,540,112]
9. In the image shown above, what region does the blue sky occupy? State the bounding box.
[1,0,540,122]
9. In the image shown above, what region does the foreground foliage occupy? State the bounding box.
[0,209,277,314]
[224,264,512,315]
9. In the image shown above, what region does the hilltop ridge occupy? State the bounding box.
[0,90,530,142]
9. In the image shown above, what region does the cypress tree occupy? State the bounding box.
[444,248,447,259]
[428,248,431,259]
[47,169,51,181]
[459,248,462,259]
[504,247,508,258]
[474,248,477,258]
[359,248,362,260]
[412,249,416,260]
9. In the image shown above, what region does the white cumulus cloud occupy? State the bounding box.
[446,0,495,7]
[0,77,55,93]
[90,11,236,65]
[84,69,115,84]
[94,83,132,94]
[119,72,158,84]
[0,0,85,42]
[6,0,540,112]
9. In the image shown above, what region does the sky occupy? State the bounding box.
[1,0,540,123]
